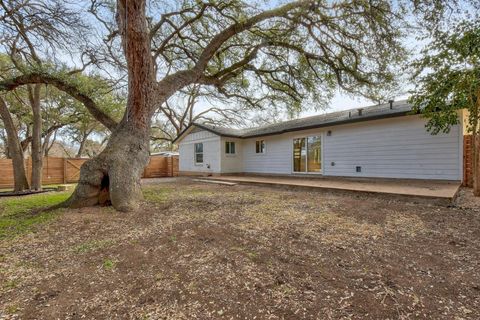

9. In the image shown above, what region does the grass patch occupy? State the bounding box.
[0,191,72,239]
[3,279,19,290]
[143,186,172,204]
[72,239,115,254]
[5,304,20,314]
[102,258,116,270]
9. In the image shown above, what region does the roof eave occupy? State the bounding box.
[173,109,415,143]
[238,110,413,139]
[172,123,241,144]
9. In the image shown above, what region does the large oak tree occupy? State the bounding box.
[3,0,422,210]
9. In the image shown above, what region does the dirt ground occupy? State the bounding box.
[1,178,479,319]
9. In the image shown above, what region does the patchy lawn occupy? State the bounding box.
[0,191,71,239]
[0,179,479,319]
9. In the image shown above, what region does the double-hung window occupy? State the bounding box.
[194,143,203,164]
[225,141,236,154]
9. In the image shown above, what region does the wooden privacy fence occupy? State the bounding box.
[464,135,473,187]
[0,155,179,189]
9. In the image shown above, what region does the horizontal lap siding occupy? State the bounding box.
[243,135,292,174]
[179,130,221,173]
[220,137,243,173]
[240,115,461,180]
[323,115,461,180]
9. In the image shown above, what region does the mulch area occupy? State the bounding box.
[1,179,479,319]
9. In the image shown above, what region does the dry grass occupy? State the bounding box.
[0,179,479,319]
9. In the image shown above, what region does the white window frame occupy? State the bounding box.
[194,143,203,164]
[255,140,266,154]
[225,141,236,155]
[292,134,322,175]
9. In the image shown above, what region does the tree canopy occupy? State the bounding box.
[410,20,480,134]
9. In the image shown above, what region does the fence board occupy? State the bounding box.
[0,155,178,189]
[464,135,473,187]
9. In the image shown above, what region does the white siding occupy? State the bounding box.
[179,115,462,180]
[220,137,243,173]
[241,115,462,180]
[243,135,292,174]
[178,130,221,173]
[322,115,461,180]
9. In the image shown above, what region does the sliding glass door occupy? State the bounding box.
[293,135,321,173]
[293,138,306,172]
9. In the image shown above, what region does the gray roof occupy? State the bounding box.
[174,100,414,142]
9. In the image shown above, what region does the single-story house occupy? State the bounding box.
[173,100,467,181]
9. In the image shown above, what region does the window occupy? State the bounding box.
[255,140,265,154]
[225,141,236,154]
[194,143,203,164]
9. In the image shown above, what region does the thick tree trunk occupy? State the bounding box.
[0,97,29,191]
[64,0,156,211]
[64,121,150,211]
[29,84,43,190]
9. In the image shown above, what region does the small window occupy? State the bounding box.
[225,141,236,154]
[194,143,203,164]
[255,140,265,154]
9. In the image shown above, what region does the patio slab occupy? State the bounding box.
[202,175,462,204]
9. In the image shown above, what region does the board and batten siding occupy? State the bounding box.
[241,114,462,180]
[178,130,221,173]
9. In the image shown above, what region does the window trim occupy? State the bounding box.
[194,142,203,164]
[292,135,322,174]
[225,141,236,155]
[255,140,266,154]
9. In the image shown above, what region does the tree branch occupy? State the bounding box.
[0,73,118,131]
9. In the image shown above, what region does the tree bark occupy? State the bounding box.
[42,129,58,157]
[0,97,29,191]
[76,130,91,158]
[64,121,150,211]
[64,0,156,211]
[28,84,43,191]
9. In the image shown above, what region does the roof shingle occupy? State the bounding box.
[174,100,414,142]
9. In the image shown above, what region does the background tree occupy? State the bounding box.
[151,84,247,150]
[410,19,480,195]
[63,88,125,158]
[0,0,90,190]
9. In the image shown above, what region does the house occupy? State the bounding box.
[173,100,467,181]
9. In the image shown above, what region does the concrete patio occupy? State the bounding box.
[202,175,462,204]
